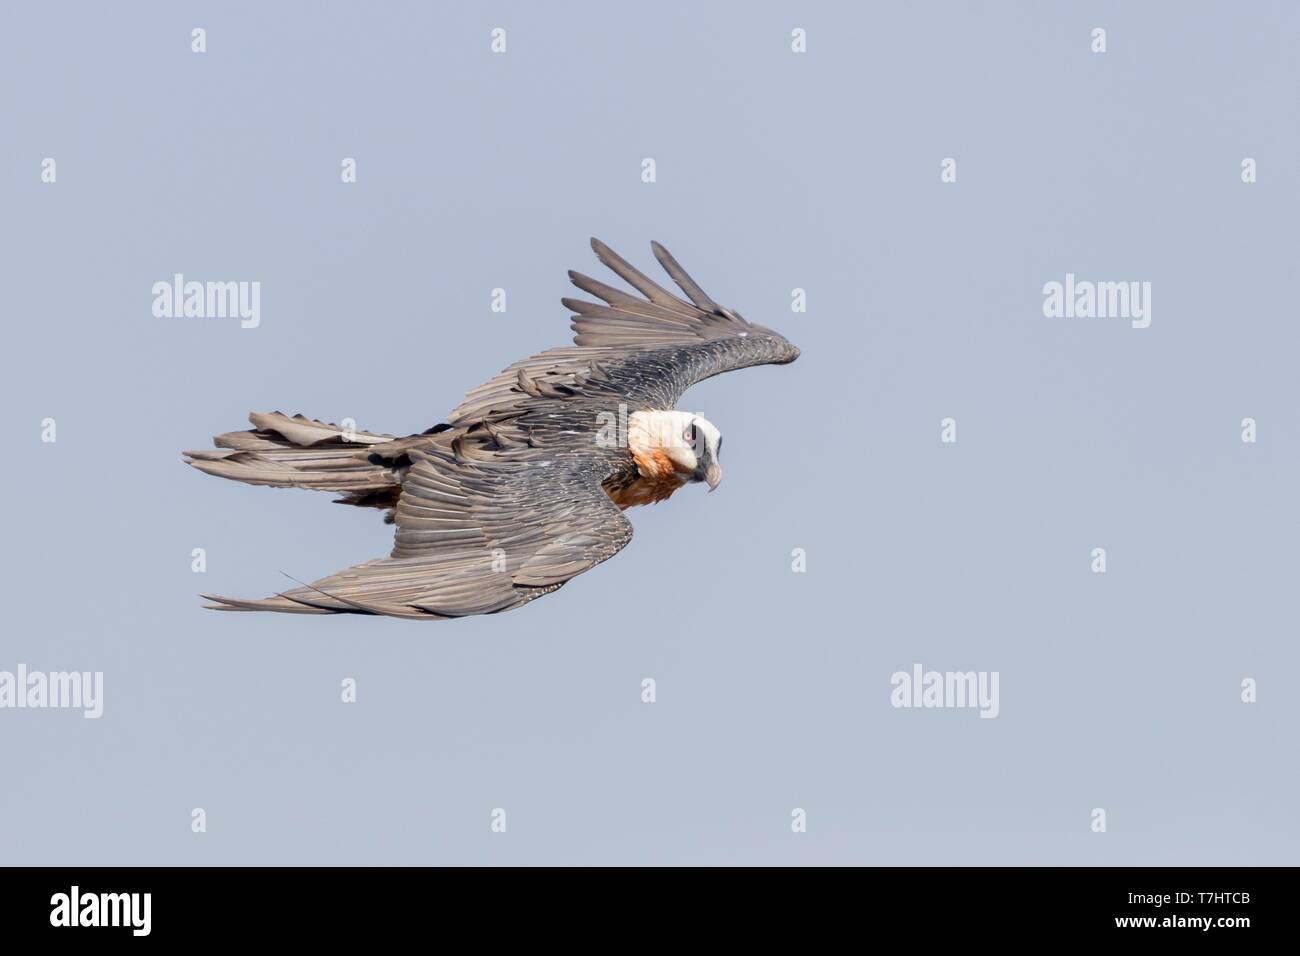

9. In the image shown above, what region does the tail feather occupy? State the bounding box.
[187,411,512,620]
[183,410,406,497]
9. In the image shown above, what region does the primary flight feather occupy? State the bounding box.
[184,239,800,619]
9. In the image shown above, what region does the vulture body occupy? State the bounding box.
[184,239,800,619]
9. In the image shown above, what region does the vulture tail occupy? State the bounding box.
[183,411,410,512]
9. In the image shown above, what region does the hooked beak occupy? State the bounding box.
[705,462,722,492]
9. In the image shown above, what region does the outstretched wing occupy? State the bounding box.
[202,446,632,619]
[447,239,799,425]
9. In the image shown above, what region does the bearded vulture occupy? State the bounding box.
[184,239,800,619]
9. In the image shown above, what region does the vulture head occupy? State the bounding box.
[628,410,723,491]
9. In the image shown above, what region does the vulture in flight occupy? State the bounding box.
[184,239,800,619]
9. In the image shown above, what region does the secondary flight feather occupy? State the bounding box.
[184,239,800,619]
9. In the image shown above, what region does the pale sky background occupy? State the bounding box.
[1,1,1297,865]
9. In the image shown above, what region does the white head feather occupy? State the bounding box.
[627,410,723,485]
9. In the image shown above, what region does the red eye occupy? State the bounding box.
[683,426,696,444]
